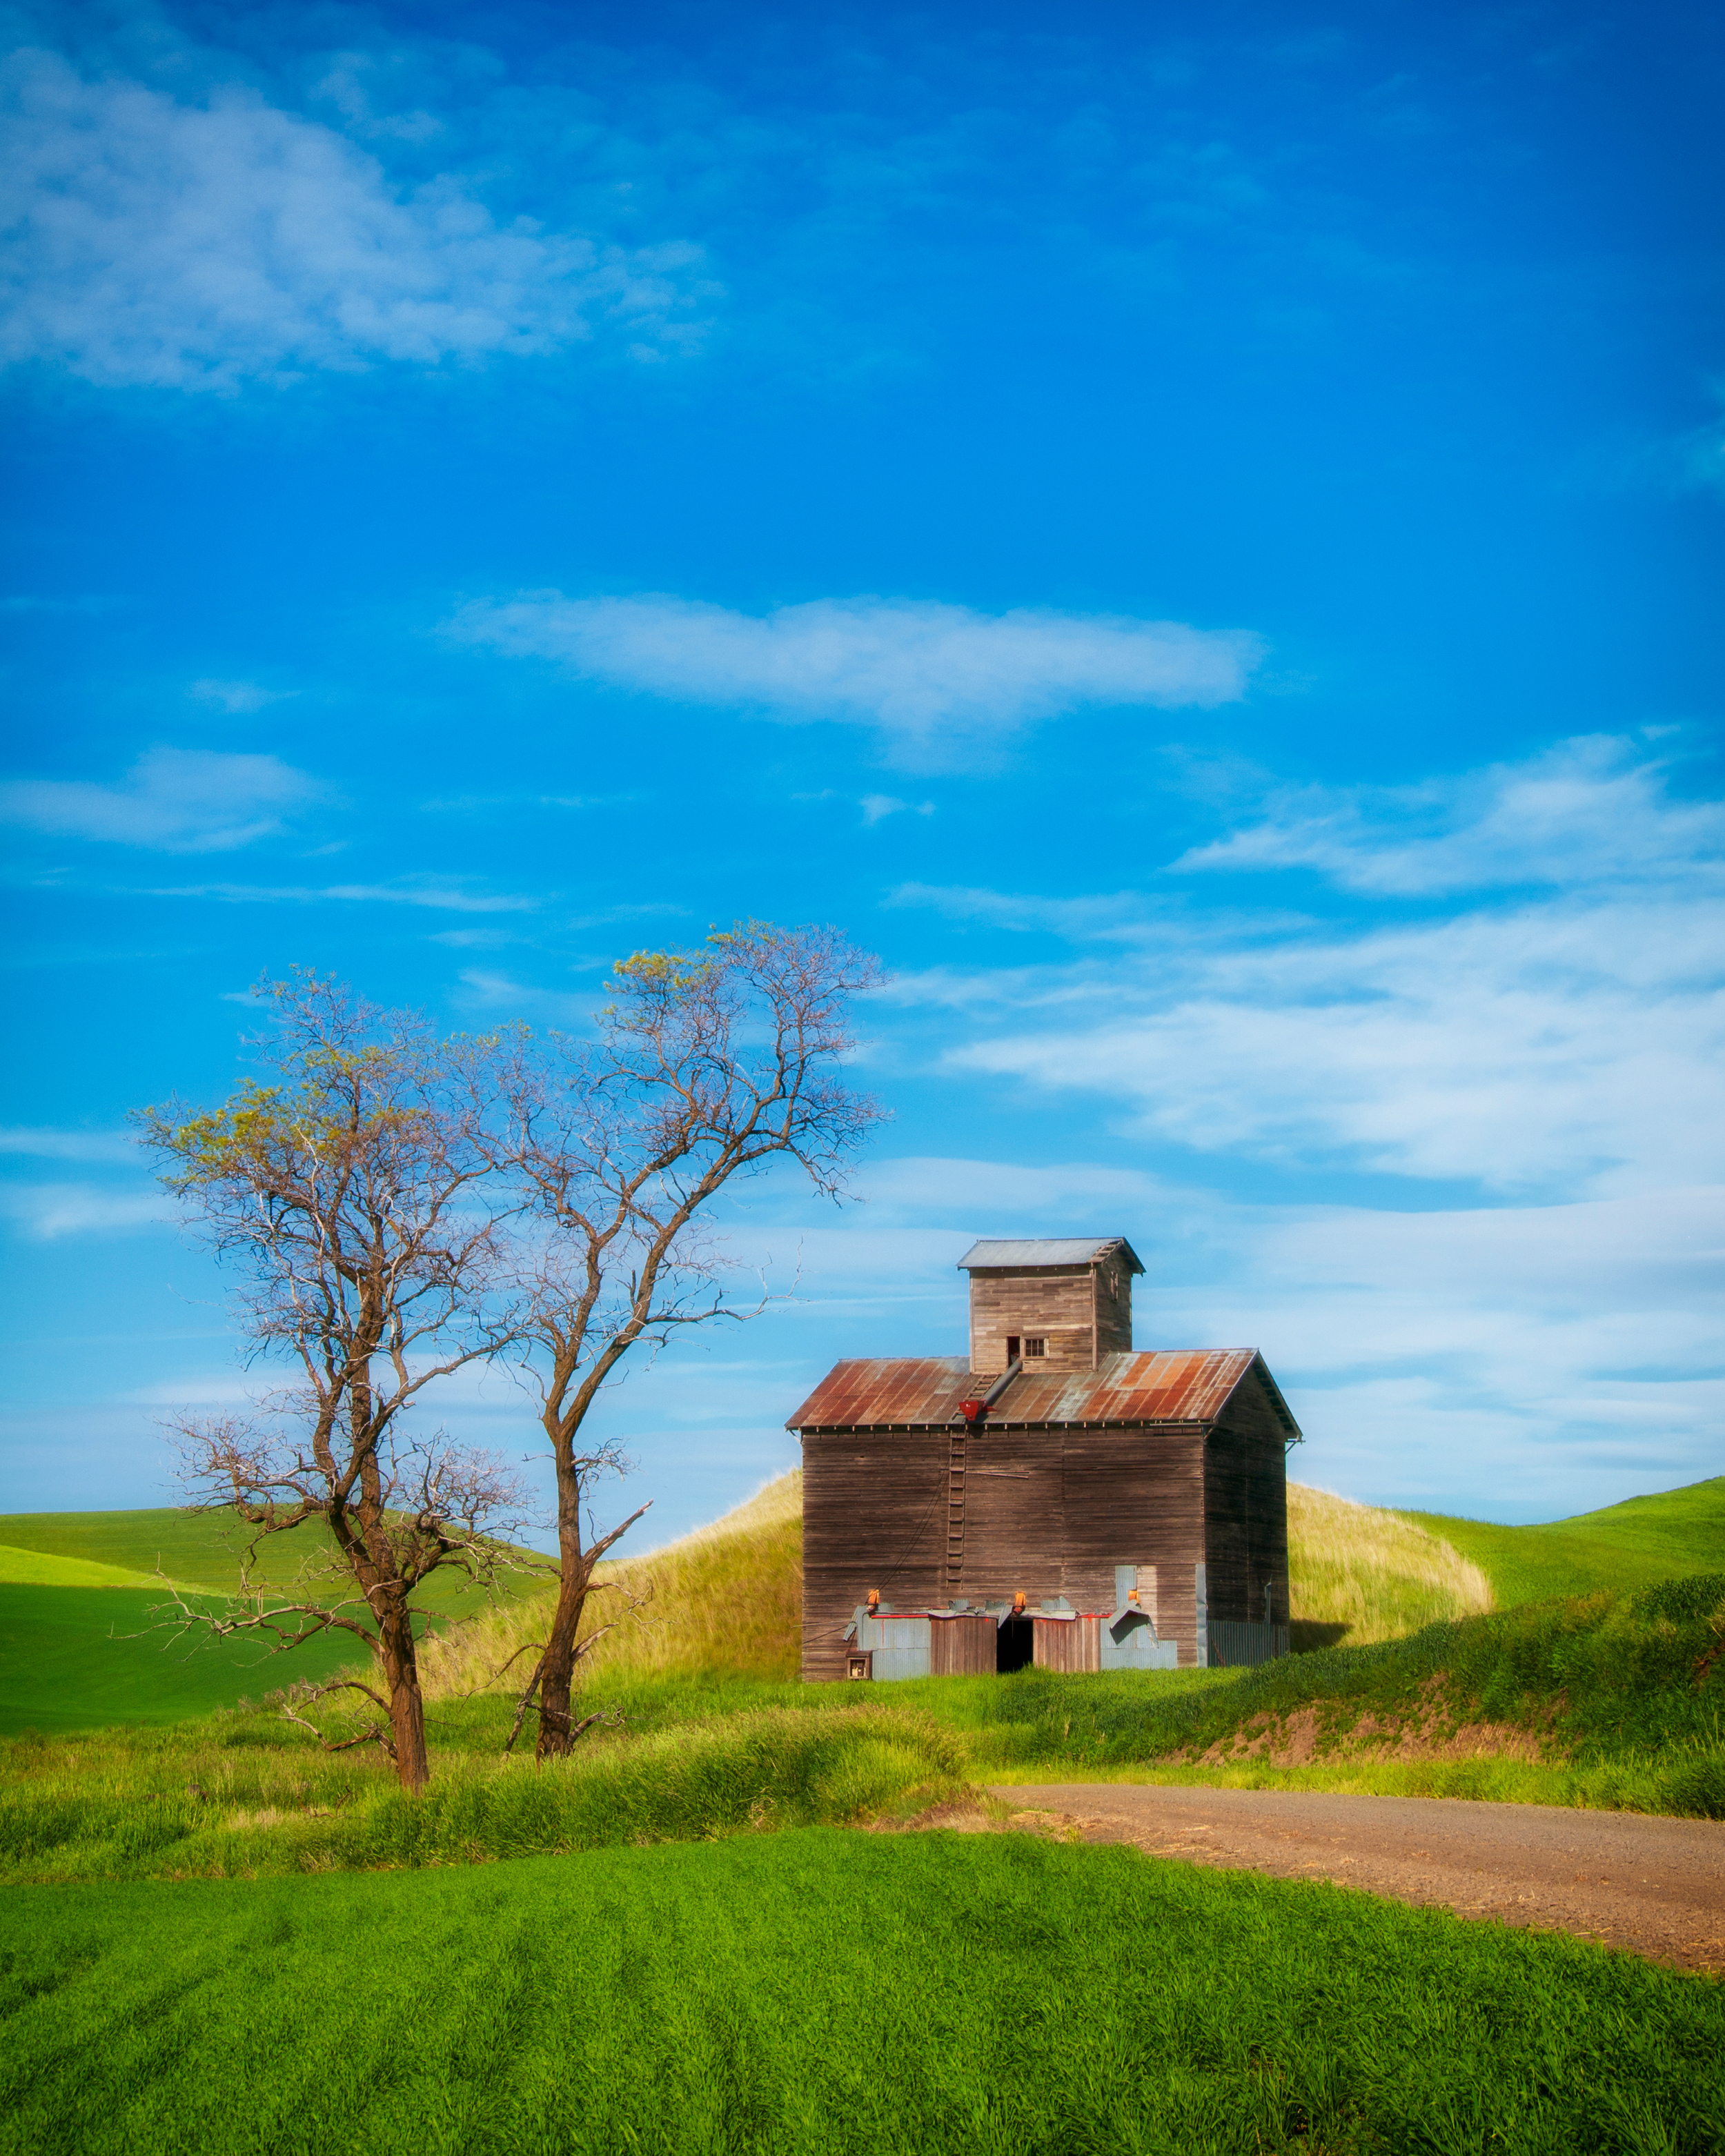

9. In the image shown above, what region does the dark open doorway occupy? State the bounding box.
[996,1615,1035,1672]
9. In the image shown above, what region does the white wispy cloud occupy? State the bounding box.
[0,48,711,389]
[1174,734,1725,895]
[446,592,1263,767]
[0,1182,163,1237]
[189,678,295,713]
[950,896,1725,1194]
[144,878,538,912]
[0,746,325,850]
[860,795,935,826]
[0,1126,135,1161]
[887,882,1155,938]
[897,737,1725,1198]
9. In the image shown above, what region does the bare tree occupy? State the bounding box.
[493,921,884,1758]
[136,973,533,1792]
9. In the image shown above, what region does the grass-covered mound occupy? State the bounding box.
[1401,1478,1725,1608]
[952,1572,1725,1816]
[3,1830,1720,2156]
[0,1702,963,1886]
[1285,1483,1492,1645]
[16,1470,1718,1743]
[420,1471,803,1699]
[420,1469,1502,1702]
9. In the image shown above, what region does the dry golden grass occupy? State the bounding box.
[420,1472,805,1701]
[1287,1482,1494,1647]
[422,1468,1493,1699]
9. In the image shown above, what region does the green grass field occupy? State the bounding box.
[1401,1478,1725,1608]
[0,1510,553,1736]
[3,1490,1724,2155]
[0,1585,364,1737]
[10,1473,1719,1743]
[0,1545,168,1590]
[2,1829,1719,2156]
[5,1572,1722,1893]
[0,1508,315,1590]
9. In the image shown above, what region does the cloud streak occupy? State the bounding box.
[0,746,325,850]
[447,592,1263,767]
[0,1126,135,1162]
[144,878,538,912]
[896,738,1725,1197]
[0,49,711,389]
[0,1182,163,1238]
[1174,735,1725,896]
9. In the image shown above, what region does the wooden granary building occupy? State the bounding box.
[787,1237,1300,1683]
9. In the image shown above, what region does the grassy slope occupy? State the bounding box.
[0,1510,303,1590]
[0,1510,551,1737]
[0,1587,362,1736]
[3,1832,1720,2156]
[421,1470,1496,1699]
[1401,1478,1725,1607]
[1285,1483,1492,1645]
[420,1471,802,1699]
[0,1546,166,1590]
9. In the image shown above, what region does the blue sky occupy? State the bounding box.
[2,0,1722,1541]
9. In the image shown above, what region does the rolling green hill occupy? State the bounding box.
[8,1476,1722,1739]
[0,1585,363,1734]
[0,1507,357,1593]
[1399,1477,1725,1608]
[0,1545,169,1590]
[0,1508,554,1737]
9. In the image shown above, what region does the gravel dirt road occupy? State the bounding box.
[991,1783,1725,1971]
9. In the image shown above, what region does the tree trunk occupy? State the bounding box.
[379,1605,431,1793]
[538,1450,591,1759]
[536,1571,588,1759]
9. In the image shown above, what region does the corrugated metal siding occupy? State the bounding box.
[787,1348,1288,1433]
[1207,1620,1290,1668]
[854,1612,932,1680]
[1100,1610,1180,1672]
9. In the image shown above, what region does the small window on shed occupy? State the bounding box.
[1024,1336,1046,1358]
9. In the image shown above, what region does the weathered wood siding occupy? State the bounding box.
[1059,1421,1208,1665]
[967,1267,1096,1374]
[1202,1367,1292,1625]
[800,1418,1214,1679]
[965,1256,1136,1375]
[954,1422,1065,1603]
[931,1613,998,1674]
[800,1430,945,1683]
[1092,1249,1136,1357]
[1033,1614,1101,1672]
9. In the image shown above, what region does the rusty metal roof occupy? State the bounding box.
[956,1236,1145,1274]
[787,1348,1299,1435]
